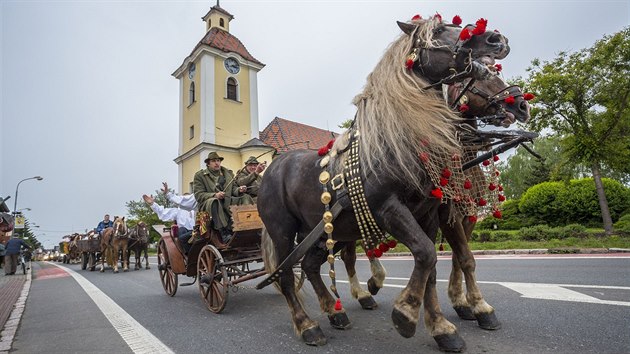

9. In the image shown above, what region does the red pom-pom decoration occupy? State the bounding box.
[489,183,496,191]
[327,139,335,149]
[478,198,487,206]
[493,155,500,162]
[420,152,430,163]
[463,179,472,189]
[459,104,470,113]
[434,13,442,22]
[482,160,491,166]
[411,14,422,21]
[493,210,503,219]
[334,298,343,311]
[387,239,397,248]
[498,185,504,192]
[378,243,390,253]
[523,93,535,101]
[366,249,374,258]
[405,59,414,70]
[452,15,462,26]
[459,28,472,41]
[373,248,383,258]
[474,18,488,33]
[505,96,516,104]
[468,215,478,223]
[498,194,506,202]
[439,177,449,186]
[318,147,328,156]
[494,63,503,72]
[441,168,452,178]
[431,188,443,199]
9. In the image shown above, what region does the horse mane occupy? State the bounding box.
[337,16,463,192]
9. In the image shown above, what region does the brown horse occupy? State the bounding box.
[100,216,129,273]
[258,15,510,352]
[127,221,150,270]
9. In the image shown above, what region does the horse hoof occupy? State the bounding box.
[453,306,476,320]
[114,270,119,273]
[123,269,128,272]
[434,333,466,352]
[146,266,151,270]
[391,307,416,338]
[358,296,378,310]
[302,326,327,346]
[367,278,381,296]
[99,269,104,273]
[475,311,501,330]
[328,312,351,330]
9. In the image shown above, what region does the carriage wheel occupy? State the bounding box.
[158,240,178,296]
[197,245,228,313]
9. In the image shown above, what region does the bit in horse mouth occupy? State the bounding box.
[478,55,495,66]
[501,112,516,127]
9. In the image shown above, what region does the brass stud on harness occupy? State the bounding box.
[321,192,331,204]
[323,211,333,223]
[319,171,331,184]
[324,222,334,234]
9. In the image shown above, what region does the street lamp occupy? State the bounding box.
[13,176,43,214]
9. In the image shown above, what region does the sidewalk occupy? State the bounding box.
[0,264,31,353]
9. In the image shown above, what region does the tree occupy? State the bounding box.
[338,119,354,129]
[522,27,630,234]
[126,189,173,242]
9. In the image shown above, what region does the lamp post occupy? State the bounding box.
[13,176,43,215]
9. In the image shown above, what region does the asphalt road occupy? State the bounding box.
[11,254,630,354]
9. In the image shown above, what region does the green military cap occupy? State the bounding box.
[204,151,224,163]
[244,156,260,165]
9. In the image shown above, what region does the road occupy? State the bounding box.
[11,254,630,354]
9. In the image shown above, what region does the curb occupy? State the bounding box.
[0,265,32,354]
[380,248,628,257]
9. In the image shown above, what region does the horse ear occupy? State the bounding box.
[397,21,417,36]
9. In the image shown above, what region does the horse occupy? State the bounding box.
[340,72,532,330]
[100,216,129,273]
[257,15,511,352]
[127,221,150,270]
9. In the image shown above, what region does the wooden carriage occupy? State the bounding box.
[76,236,101,271]
[156,204,269,313]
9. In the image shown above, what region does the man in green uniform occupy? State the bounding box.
[235,156,266,202]
[193,152,253,242]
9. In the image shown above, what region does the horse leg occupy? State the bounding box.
[262,226,326,346]
[340,243,377,310]
[144,246,150,269]
[367,256,387,296]
[441,221,474,320]
[122,242,128,272]
[303,247,351,330]
[424,266,466,352]
[446,218,500,330]
[112,242,119,273]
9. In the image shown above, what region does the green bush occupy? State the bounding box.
[561,224,589,238]
[491,231,513,242]
[614,214,630,234]
[519,182,565,225]
[518,225,552,241]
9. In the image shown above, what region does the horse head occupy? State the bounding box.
[446,74,531,127]
[136,221,149,242]
[113,217,128,238]
[397,15,510,85]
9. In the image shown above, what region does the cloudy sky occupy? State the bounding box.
[1,0,628,248]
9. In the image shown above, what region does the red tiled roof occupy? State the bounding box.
[260,117,339,153]
[193,27,263,66]
[202,5,234,20]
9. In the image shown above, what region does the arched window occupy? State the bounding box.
[227,77,238,100]
[220,18,225,27]
[189,82,195,106]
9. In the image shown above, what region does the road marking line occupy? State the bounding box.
[50,263,174,354]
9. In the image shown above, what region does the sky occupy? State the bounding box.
[1,0,628,248]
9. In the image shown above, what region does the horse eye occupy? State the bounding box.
[434,26,444,34]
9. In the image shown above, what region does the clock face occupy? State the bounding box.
[224,58,240,74]
[188,63,196,79]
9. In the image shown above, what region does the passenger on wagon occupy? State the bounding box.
[95,214,114,236]
[235,156,266,202]
[193,152,251,243]
[161,182,196,210]
[143,194,194,254]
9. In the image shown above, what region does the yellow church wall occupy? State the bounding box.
[181,155,200,194]
[207,12,230,32]
[214,60,251,147]
[183,66,200,153]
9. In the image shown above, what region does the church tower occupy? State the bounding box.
[172,3,271,193]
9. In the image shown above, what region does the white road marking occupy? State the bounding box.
[50,263,174,354]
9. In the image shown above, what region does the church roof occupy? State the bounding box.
[260,117,339,153]
[240,137,271,148]
[193,27,263,66]
[201,5,234,21]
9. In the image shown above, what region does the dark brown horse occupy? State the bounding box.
[343,73,532,330]
[127,222,150,270]
[100,216,129,273]
[258,15,510,352]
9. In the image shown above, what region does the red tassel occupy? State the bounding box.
[523,93,535,101]
[498,194,506,202]
[478,198,487,206]
[366,249,374,258]
[434,13,442,22]
[439,177,449,186]
[493,155,500,162]
[438,243,444,251]
[459,28,472,41]
[419,152,430,163]
[441,168,452,178]
[498,185,504,192]
[494,63,503,72]
[327,139,335,149]
[373,248,383,258]
[468,215,478,223]
[318,147,329,156]
[459,104,470,112]
[405,59,414,70]
[387,239,397,248]
[378,243,390,253]
[463,179,472,189]
[482,160,491,166]
[472,18,487,34]
[452,15,462,26]
[411,14,422,21]
[493,210,503,219]
[505,96,515,105]
[334,298,343,311]
[489,183,496,191]
[431,188,443,199]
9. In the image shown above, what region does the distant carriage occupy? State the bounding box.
[76,231,101,271]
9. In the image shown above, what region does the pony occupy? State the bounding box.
[127,221,150,270]
[340,72,532,330]
[100,216,129,273]
[257,15,511,352]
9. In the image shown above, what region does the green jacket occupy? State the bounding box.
[193,166,240,208]
[235,170,263,198]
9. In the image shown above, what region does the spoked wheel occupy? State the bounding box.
[197,245,228,313]
[158,240,178,297]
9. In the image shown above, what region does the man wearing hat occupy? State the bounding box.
[235,156,266,202]
[193,152,251,242]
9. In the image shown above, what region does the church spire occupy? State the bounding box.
[202,1,234,32]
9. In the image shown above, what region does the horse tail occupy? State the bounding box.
[261,227,278,283]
